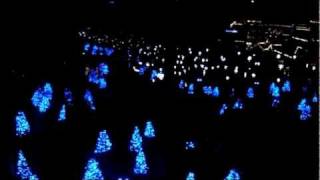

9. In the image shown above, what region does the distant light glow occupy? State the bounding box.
[225,29,238,34]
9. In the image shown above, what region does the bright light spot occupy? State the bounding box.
[278,64,284,70]
[293,55,297,59]
[234,66,239,74]
[157,73,165,80]
[220,55,226,62]
[276,78,281,83]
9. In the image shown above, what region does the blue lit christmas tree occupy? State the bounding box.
[31,82,53,113]
[105,47,114,56]
[269,82,280,107]
[94,130,112,154]
[185,141,196,150]
[144,121,155,138]
[269,82,280,98]
[17,150,39,180]
[16,111,30,137]
[150,70,158,83]
[84,89,96,110]
[312,94,318,103]
[99,63,109,75]
[281,80,291,92]
[297,98,312,120]
[213,86,220,97]
[129,126,143,153]
[88,70,99,84]
[203,86,213,95]
[188,83,195,95]
[186,171,195,180]
[133,150,149,175]
[138,65,146,76]
[233,99,244,110]
[178,80,185,89]
[246,87,254,99]
[91,45,98,56]
[58,104,66,121]
[219,103,228,115]
[83,43,90,54]
[224,169,240,180]
[64,88,73,104]
[83,158,104,180]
